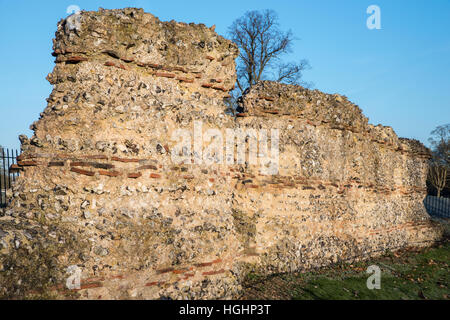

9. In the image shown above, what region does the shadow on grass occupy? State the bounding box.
[242,239,450,300]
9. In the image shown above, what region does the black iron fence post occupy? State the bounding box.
[7,149,11,190]
[1,148,6,207]
[0,147,20,208]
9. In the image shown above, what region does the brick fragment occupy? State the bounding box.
[176,76,194,83]
[202,269,226,276]
[212,85,227,92]
[66,56,88,63]
[18,160,38,166]
[70,161,89,167]
[127,172,142,179]
[48,161,64,167]
[111,157,140,163]
[150,173,161,179]
[90,162,115,169]
[98,170,120,177]
[70,167,95,176]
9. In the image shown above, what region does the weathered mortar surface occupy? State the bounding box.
[0,8,443,299]
[233,81,442,275]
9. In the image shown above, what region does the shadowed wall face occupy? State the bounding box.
[0,8,442,300]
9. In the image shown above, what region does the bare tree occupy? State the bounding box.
[428,124,450,168]
[428,163,448,198]
[228,9,311,93]
[427,124,450,197]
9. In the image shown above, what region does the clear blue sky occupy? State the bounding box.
[1,0,449,150]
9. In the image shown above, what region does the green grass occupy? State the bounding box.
[242,240,450,300]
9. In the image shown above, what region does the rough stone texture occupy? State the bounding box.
[0,8,443,299]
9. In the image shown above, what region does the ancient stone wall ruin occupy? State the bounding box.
[0,8,443,299]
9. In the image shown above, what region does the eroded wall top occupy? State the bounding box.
[50,8,238,92]
[238,81,431,157]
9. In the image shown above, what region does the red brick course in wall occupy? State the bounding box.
[54,53,236,96]
[16,153,428,195]
[44,217,437,298]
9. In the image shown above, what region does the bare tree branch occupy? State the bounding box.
[429,124,450,168]
[427,124,450,197]
[428,163,448,198]
[228,9,310,94]
[275,59,310,84]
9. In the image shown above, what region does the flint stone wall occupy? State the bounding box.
[0,8,442,299]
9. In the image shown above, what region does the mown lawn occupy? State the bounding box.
[242,238,449,300]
